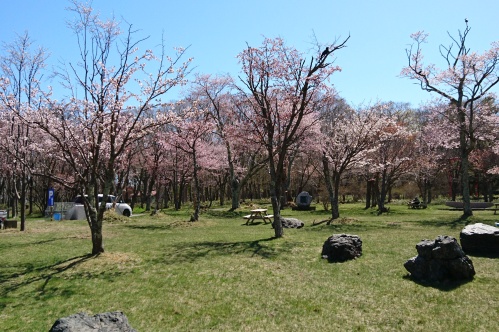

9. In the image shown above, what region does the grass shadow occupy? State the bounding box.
[402,274,474,291]
[125,223,180,231]
[0,253,130,306]
[158,237,281,264]
[410,217,472,229]
[243,221,265,226]
[0,255,92,298]
[205,210,245,218]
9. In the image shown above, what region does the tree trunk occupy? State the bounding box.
[145,175,155,212]
[451,179,458,201]
[20,177,26,231]
[28,176,33,215]
[89,208,104,255]
[270,182,283,238]
[458,102,473,217]
[371,175,379,208]
[331,175,340,219]
[322,153,338,220]
[461,152,472,216]
[269,160,283,238]
[421,179,428,205]
[230,175,241,211]
[163,185,170,209]
[190,151,201,222]
[82,191,104,255]
[365,179,372,209]
[378,170,388,213]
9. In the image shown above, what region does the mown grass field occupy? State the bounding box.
[0,202,498,331]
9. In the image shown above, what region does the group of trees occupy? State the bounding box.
[1,2,499,254]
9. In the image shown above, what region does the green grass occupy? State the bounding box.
[1,203,498,331]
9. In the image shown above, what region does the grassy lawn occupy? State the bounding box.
[0,203,498,331]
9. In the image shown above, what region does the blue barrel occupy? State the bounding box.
[53,213,61,221]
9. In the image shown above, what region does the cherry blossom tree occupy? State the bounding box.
[321,101,384,220]
[402,21,499,216]
[191,74,268,210]
[411,112,444,205]
[358,106,416,213]
[0,31,48,230]
[237,36,348,237]
[171,100,215,221]
[25,1,191,254]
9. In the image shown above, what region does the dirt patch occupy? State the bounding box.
[59,252,142,277]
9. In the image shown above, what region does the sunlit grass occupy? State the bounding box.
[1,203,498,331]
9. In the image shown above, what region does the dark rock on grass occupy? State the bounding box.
[321,234,362,262]
[404,235,475,283]
[460,223,499,256]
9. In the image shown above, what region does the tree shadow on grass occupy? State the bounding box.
[410,216,473,229]
[309,222,372,233]
[243,221,265,226]
[0,253,129,309]
[157,237,282,264]
[125,224,180,231]
[402,274,474,291]
[0,236,88,251]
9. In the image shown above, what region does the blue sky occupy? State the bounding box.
[1,0,498,107]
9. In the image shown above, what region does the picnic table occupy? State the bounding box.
[243,209,273,225]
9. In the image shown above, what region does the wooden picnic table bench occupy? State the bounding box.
[243,209,273,225]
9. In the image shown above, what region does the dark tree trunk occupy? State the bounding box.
[145,175,155,212]
[371,175,379,208]
[322,153,336,220]
[461,152,472,216]
[269,159,283,238]
[190,151,201,222]
[230,175,241,211]
[365,179,372,209]
[20,178,26,231]
[270,182,283,238]
[377,169,388,213]
[28,176,34,215]
[331,176,340,220]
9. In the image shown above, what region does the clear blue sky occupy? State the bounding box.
[1,0,498,107]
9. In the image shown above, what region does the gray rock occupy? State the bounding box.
[49,311,137,332]
[404,235,475,282]
[280,217,304,228]
[321,234,362,262]
[460,223,499,256]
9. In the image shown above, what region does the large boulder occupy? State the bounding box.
[404,235,475,282]
[321,234,362,262]
[280,217,304,229]
[49,311,137,332]
[460,223,499,256]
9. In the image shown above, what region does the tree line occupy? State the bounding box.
[1,2,498,254]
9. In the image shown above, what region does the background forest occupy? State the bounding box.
[1,1,499,242]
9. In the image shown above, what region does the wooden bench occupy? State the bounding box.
[243,214,274,225]
[445,201,494,211]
